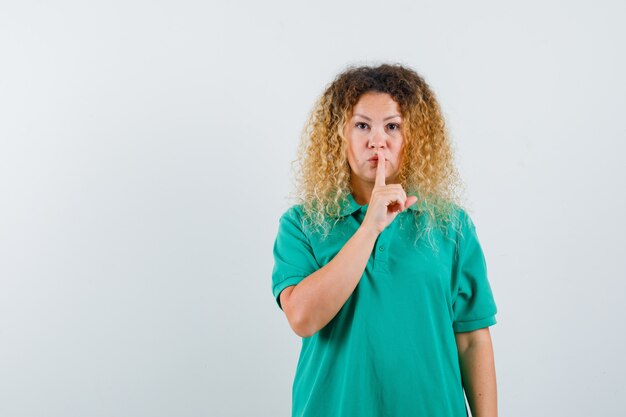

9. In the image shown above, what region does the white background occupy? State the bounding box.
[1,1,625,416]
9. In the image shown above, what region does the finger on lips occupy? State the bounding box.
[375,149,386,187]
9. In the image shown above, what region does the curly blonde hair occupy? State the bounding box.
[289,63,467,248]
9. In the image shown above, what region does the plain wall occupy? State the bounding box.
[1,0,625,416]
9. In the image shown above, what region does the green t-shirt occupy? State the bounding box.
[271,193,498,417]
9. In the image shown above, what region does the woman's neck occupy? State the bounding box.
[350,182,373,206]
[350,175,399,205]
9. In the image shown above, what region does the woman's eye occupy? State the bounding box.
[356,122,369,130]
[387,123,400,130]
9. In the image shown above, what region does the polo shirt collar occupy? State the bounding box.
[339,192,422,217]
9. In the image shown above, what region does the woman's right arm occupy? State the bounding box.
[280,224,379,338]
[280,149,417,337]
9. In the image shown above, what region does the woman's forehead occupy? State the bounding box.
[350,92,402,117]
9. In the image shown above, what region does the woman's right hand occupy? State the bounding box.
[361,149,418,235]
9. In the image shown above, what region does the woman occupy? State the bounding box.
[271,63,498,417]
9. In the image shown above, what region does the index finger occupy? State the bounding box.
[375,149,386,187]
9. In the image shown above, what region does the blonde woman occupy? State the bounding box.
[271,63,498,417]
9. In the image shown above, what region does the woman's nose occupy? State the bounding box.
[368,129,388,148]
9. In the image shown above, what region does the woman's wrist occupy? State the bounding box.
[357,224,380,241]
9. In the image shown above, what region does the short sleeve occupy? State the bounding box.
[271,206,321,310]
[451,210,498,333]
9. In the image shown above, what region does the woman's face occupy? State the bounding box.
[344,91,404,186]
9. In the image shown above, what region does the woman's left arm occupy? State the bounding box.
[455,327,498,417]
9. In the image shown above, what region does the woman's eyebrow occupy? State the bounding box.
[353,113,401,121]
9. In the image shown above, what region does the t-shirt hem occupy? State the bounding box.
[453,315,497,333]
